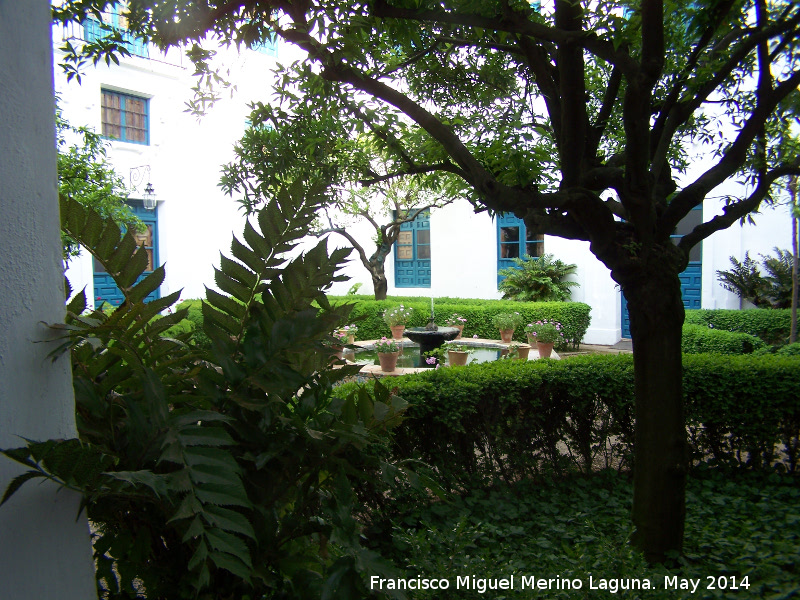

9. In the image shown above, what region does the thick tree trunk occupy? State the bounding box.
[372,272,388,300]
[792,212,797,344]
[623,266,689,563]
[368,242,393,301]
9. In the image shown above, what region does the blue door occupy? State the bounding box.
[395,209,431,288]
[94,200,160,309]
[620,207,702,338]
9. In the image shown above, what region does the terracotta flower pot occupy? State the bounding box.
[500,328,515,343]
[390,325,406,340]
[453,324,464,339]
[378,351,400,372]
[536,341,555,359]
[516,344,531,360]
[448,350,469,366]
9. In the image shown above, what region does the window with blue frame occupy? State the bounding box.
[101,90,149,144]
[394,209,431,288]
[497,213,544,286]
[83,3,149,59]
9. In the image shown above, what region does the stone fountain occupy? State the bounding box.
[403,312,460,362]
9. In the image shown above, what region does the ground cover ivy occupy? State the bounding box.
[372,468,799,599]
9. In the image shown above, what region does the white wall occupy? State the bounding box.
[57,33,302,304]
[0,2,97,597]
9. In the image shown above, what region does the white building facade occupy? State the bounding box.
[55,14,794,346]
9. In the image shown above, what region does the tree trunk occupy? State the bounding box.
[372,271,388,300]
[368,241,393,301]
[623,266,689,563]
[790,178,798,344]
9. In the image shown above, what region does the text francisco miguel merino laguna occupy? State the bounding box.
[370,574,725,594]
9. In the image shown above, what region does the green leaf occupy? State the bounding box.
[0,471,45,506]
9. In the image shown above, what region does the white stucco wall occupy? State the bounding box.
[0,2,97,597]
[58,33,303,304]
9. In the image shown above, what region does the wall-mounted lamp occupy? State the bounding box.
[143,182,156,210]
[130,165,157,211]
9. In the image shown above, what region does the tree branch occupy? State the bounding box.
[678,162,800,252]
[371,0,639,75]
[661,69,800,237]
[358,162,464,187]
[587,66,622,158]
[650,10,800,178]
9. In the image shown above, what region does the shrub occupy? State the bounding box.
[716,248,794,308]
[776,342,800,356]
[335,354,800,489]
[681,323,765,354]
[497,253,579,302]
[685,308,792,344]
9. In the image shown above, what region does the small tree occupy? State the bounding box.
[314,175,453,299]
[498,254,579,302]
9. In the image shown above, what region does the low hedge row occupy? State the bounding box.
[685,308,792,345]
[328,296,592,349]
[681,323,766,354]
[336,354,800,489]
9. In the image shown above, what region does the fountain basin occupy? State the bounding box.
[404,326,460,356]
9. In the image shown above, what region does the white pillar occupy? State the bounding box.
[0,1,97,597]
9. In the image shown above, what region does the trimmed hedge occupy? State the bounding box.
[685,308,792,345]
[163,299,211,349]
[336,354,800,489]
[328,296,591,349]
[681,323,765,354]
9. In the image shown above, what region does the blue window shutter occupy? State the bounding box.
[497,213,543,286]
[394,209,431,288]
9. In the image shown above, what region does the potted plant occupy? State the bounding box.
[375,336,401,372]
[525,320,565,358]
[383,304,413,340]
[445,313,467,339]
[336,324,358,345]
[445,342,473,366]
[324,330,347,362]
[507,342,531,360]
[492,312,523,343]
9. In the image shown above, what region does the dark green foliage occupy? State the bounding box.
[681,324,765,354]
[776,342,800,356]
[336,354,800,490]
[378,469,800,600]
[2,191,410,599]
[685,308,792,345]
[716,248,794,309]
[328,296,591,350]
[497,253,579,302]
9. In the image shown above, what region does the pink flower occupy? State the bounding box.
[473,334,478,338]
[425,356,437,365]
